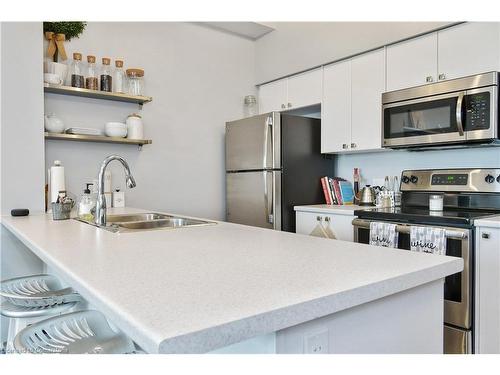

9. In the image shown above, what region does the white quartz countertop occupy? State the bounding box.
[1,208,462,354]
[475,215,500,228]
[294,204,375,215]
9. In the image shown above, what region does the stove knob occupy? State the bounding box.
[402,175,410,184]
[410,175,418,184]
[485,174,495,184]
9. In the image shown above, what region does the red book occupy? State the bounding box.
[321,177,332,204]
[332,179,343,205]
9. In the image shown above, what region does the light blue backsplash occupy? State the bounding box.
[334,147,500,186]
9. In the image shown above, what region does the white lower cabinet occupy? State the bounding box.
[295,210,355,242]
[475,226,500,353]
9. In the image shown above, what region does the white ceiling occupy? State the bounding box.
[198,22,274,40]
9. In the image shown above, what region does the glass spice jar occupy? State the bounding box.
[126,68,144,96]
[113,59,126,93]
[85,55,98,90]
[100,57,113,92]
[70,52,85,88]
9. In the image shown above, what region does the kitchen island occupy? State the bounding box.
[1,208,462,354]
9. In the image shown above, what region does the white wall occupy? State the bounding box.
[255,22,453,84]
[1,22,45,345]
[45,22,256,220]
[335,148,500,187]
[1,22,45,214]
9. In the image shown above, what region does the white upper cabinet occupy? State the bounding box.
[438,22,500,81]
[286,68,322,110]
[258,78,287,113]
[322,60,351,153]
[351,48,386,151]
[322,48,386,154]
[258,69,322,114]
[386,32,438,91]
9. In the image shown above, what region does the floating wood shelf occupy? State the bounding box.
[45,132,152,149]
[44,84,152,105]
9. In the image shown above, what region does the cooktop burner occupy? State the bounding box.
[354,207,500,227]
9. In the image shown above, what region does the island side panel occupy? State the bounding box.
[276,279,444,354]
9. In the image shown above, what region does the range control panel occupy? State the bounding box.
[400,168,500,193]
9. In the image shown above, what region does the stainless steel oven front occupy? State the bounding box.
[382,72,498,148]
[352,218,473,353]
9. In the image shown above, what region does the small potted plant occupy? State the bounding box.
[44,21,87,62]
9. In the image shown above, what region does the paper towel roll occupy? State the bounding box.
[50,160,65,203]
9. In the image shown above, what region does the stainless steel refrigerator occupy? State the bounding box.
[225,112,333,232]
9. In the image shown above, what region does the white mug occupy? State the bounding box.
[44,73,63,86]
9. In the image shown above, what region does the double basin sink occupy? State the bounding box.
[76,212,215,233]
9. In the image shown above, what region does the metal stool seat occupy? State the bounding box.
[1,274,81,307]
[1,274,82,353]
[1,300,78,319]
[14,310,135,354]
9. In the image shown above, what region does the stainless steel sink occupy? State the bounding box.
[75,212,215,233]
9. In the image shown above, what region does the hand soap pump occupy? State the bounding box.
[77,183,95,221]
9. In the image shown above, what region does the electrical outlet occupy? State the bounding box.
[304,330,329,354]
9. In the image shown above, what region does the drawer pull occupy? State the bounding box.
[482,233,490,239]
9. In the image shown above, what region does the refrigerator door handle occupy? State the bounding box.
[264,171,274,224]
[263,115,274,169]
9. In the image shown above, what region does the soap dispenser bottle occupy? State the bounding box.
[77,183,95,221]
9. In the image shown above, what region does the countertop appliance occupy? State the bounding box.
[382,72,499,149]
[225,112,332,232]
[353,168,500,354]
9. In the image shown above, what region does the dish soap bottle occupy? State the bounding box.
[77,183,95,221]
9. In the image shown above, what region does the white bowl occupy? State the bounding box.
[105,122,127,138]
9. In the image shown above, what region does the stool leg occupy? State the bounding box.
[6,317,19,353]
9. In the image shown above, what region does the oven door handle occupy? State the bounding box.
[352,219,468,240]
[456,91,465,137]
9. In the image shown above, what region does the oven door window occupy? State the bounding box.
[357,227,462,302]
[384,97,460,139]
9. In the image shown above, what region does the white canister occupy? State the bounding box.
[429,194,444,211]
[126,113,144,140]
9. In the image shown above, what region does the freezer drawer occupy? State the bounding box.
[225,112,281,171]
[226,171,281,230]
[444,325,472,354]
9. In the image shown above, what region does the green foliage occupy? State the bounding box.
[43,22,87,41]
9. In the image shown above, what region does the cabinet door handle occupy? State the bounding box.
[281,104,286,109]
[324,217,331,222]
[316,216,322,221]
[426,76,434,83]
[342,143,348,149]
[438,73,446,81]
[351,143,357,148]
[482,232,490,239]
[287,102,292,108]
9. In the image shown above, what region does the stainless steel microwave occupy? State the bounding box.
[382,72,499,149]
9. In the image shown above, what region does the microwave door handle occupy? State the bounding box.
[456,92,465,136]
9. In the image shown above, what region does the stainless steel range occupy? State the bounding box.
[352,168,500,354]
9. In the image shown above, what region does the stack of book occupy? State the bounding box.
[320,177,355,205]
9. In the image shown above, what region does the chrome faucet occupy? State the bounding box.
[95,155,136,226]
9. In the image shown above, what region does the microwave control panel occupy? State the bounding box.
[465,92,490,130]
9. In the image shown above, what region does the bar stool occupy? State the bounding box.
[1,274,82,353]
[14,310,135,354]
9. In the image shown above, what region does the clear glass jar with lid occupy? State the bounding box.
[244,95,257,117]
[69,52,85,88]
[126,68,144,96]
[113,59,126,93]
[85,55,98,90]
[100,57,113,92]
